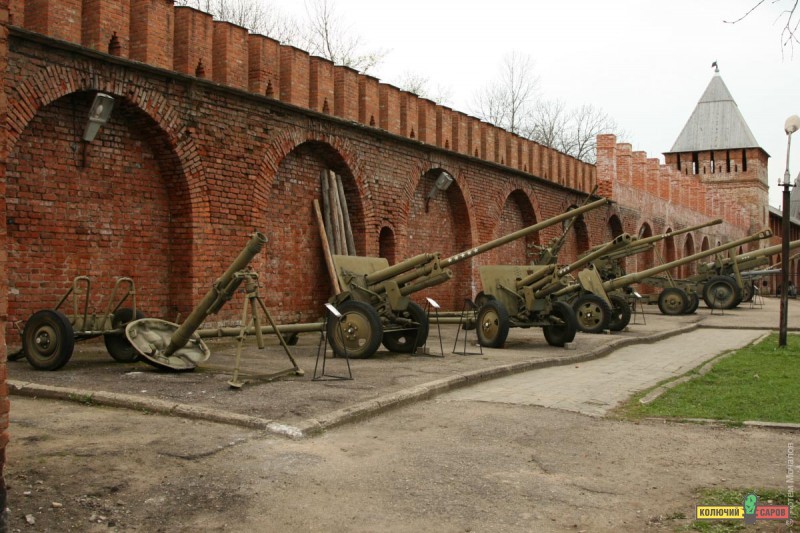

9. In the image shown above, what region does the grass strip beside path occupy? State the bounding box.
[624,333,800,424]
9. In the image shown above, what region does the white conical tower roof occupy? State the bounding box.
[669,70,761,153]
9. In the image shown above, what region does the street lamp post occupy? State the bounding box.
[779,115,800,347]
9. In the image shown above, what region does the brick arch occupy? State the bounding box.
[607,214,624,239]
[258,139,372,323]
[6,65,211,243]
[682,233,696,277]
[405,166,476,309]
[4,89,202,344]
[258,128,377,247]
[637,221,656,276]
[488,188,540,267]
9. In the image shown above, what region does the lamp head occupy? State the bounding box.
[785,115,800,136]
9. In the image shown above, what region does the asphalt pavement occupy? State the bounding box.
[8,296,797,436]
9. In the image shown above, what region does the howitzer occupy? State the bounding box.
[474,233,634,345]
[534,186,599,265]
[327,197,610,357]
[589,218,723,281]
[126,233,269,370]
[598,230,772,315]
[690,238,800,308]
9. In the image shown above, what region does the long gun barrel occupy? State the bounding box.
[582,218,722,260]
[163,232,267,357]
[440,197,609,268]
[604,230,772,292]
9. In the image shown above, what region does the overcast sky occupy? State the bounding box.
[269,0,799,210]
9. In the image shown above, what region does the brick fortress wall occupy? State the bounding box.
[0,3,768,522]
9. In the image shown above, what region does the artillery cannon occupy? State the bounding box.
[567,230,774,318]
[473,232,633,345]
[327,197,610,357]
[691,239,800,308]
[588,219,723,282]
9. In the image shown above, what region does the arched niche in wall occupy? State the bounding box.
[682,233,696,278]
[493,189,539,267]
[379,226,396,264]
[701,236,711,252]
[261,141,365,324]
[608,214,624,239]
[407,168,471,310]
[663,228,676,277]
[5,91,189,346]
[559,205,591,265]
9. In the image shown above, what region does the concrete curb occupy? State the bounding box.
[9,322,701,439]
[644,417,800,431]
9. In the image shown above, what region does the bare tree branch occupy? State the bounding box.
[174,0,301,44]
[302,0,387,73]
[724,0,799,55]
[393,71,454,106]
[470,52,539,135]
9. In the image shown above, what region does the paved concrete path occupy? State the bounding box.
[442,328,767,416]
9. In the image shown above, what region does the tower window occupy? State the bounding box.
[726,150,731,172]
[742,149,747,172]
[692,152,699,175]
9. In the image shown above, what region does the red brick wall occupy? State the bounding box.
[248,33,280,97]
[82,0,129,56]
[6,94,176,343]
[212,21,248,90]
[25,0,81,44]
[130,0,173,70]
[0,1,9,525]
[174,6,212,78]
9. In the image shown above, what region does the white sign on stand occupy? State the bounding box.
[324,303,342,318]
[425,297,441,309]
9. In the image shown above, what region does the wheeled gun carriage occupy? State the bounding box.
[326,197,611,358]
[473,233,630,346]
[566,229,774,318]
[473,230,773,347]
[548,219,723,331]
[19,276,143,370]
[628,236,800,311]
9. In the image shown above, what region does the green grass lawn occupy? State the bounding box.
[622,333,800,423]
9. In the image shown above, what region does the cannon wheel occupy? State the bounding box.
[543,301,577,347]
[608,294,632,331]
[682,292,700,315]
[702,276,741,310]
[476,299,509,348]
[658,287,688,315]
[382,301,429,353]
[572,294,611,333]
[327,300,383,358]
[104,308,145,362]
[474,291,494,308]
[740,282,754,303]
[23,310,75,371]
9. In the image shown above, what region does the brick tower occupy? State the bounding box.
[663,66,769,232]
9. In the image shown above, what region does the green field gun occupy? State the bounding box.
[327,197,610,358]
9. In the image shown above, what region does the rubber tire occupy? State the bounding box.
[543,301,577,347]
[327,300,383,358]
[382,301,429,353]
[740,282,753,303]
[702,275,741,310]
[658,287,688,316]
[608,294,632,331]
[104,308,146,362]
[23,310,75,371]
[683,292,700,315]
[476,299,510,348]
[572,294,611,334]
[474,291,494,308]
